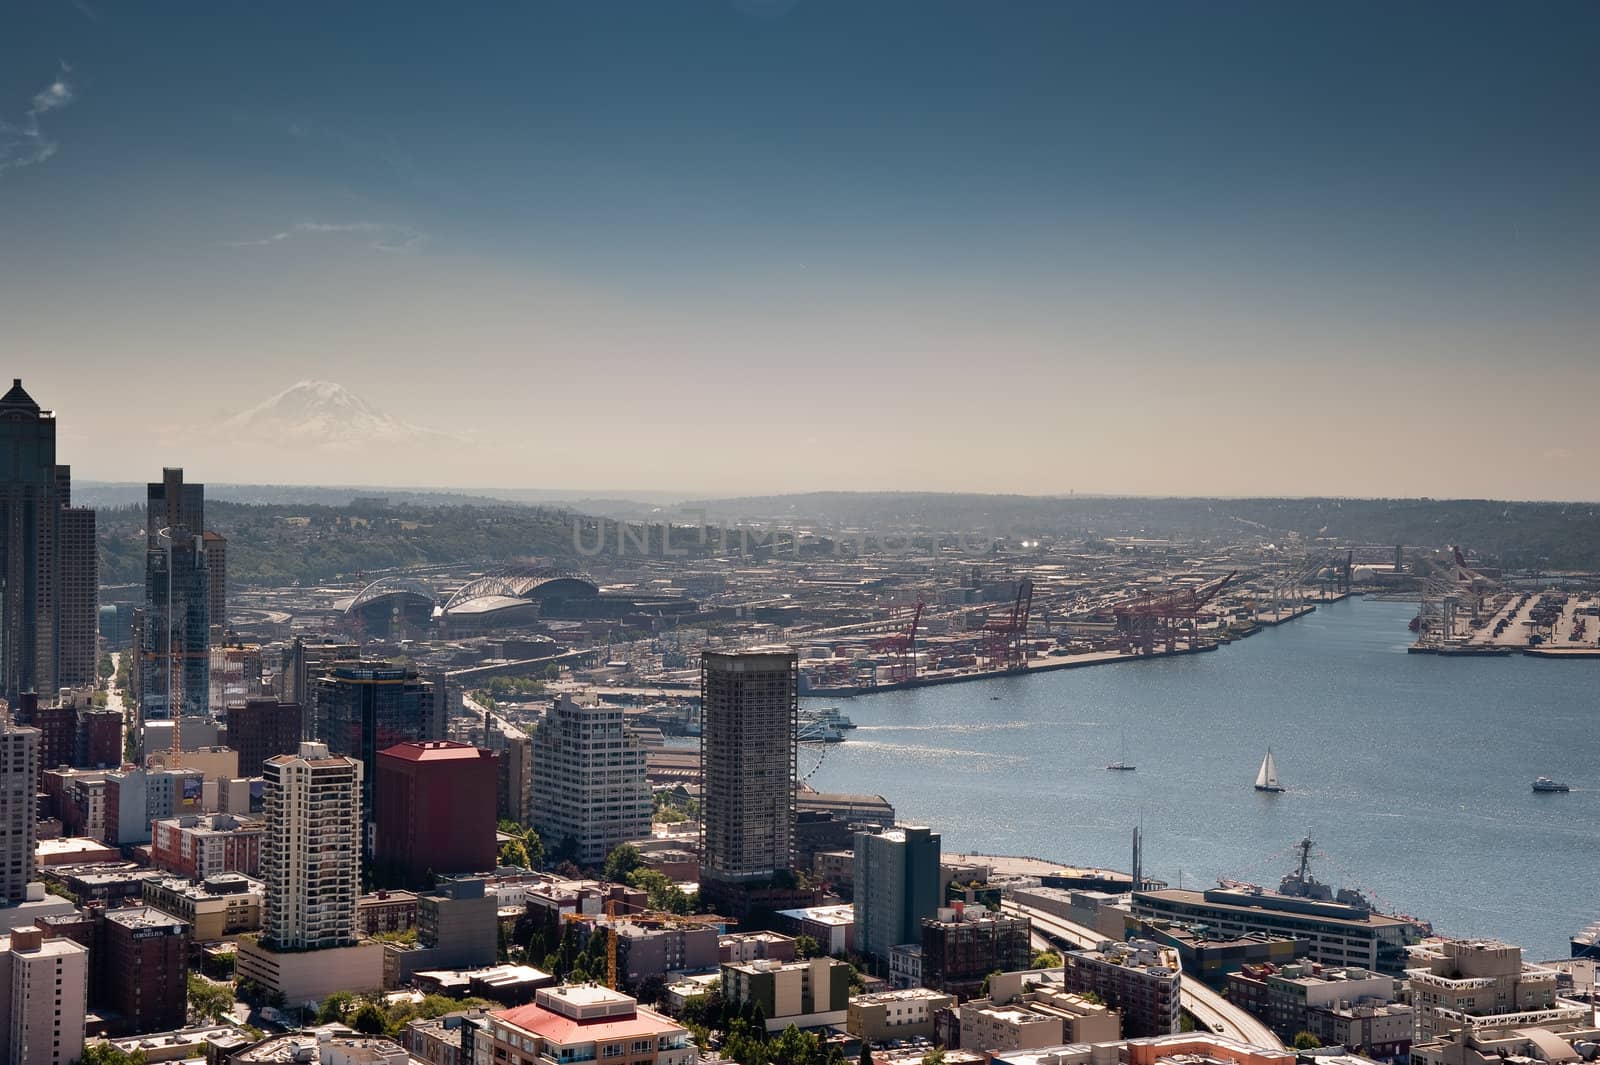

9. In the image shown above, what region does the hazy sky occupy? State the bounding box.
[4,2,1599,499]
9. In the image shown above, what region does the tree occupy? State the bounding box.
[859,1040,875,1065]
[186,974,235,1024]
[1292,1033,1322,1050]
[604,844,643,883]
[793,935,821,960]
[627,868,693,915]
[498,837,531,869]
[1030,949,1062,969]
[921,1051,946,1065]
[317,990,355,1023]
[351,1001,388,1036]
[769,1025,817,1065]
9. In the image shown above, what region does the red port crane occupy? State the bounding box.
[872,600,925,683]
[981,579,1034,672]
[1112,571,1236,655]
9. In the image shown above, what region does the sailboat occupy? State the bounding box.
[1107,729,1136,772]
[1254,748,1285,793]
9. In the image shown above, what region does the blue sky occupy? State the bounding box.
[3,2,1598,497]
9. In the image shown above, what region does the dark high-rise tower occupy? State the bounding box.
[0,380,97,703]
[141,526,210,719]
[142,469,221,720]
[699,648,797,884]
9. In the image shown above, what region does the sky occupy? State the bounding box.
[3,1,1599,500]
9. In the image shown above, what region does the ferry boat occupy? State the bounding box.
[803,706,856,730]
[1532,776,1570,793]
[1253,748,1285,793]
[797,715,845,743]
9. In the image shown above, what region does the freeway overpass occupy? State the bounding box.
[1002,900,1285,1051]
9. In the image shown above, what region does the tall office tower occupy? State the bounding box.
[0,926,88,1065]
[374,741,498,886]
[482,713,532,825]
[0,380,96,703]
[315,663,443,837]
[699,649,797,883]
[141,525,211,719]
[225,698,303,777]
[202,531,227,635]
[529,694,652,867]
[280,637,358,710]
[260,741,362,950]
[854,824,942,963]
[146,467,204,549]
[57,506,97,690]
[0,717,40,904]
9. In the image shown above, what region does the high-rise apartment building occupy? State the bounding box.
[202,530,227,635]
[0,926,88,1065]
[279,637,358,707]
[374,741,498,886]
[482,711,532,825]
[225,698,303,777]
[141,524,211,719]
[700,649,797,883]
[530,694,652,867]
[316,664,444,849]
[854,824,942,963]
[0,718,40,905]
[260,741,362,951]
[0,381,97,703]
[57,505,97,690]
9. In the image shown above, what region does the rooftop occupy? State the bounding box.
[380,739,493,763]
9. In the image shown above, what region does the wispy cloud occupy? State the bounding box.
[226,221,427,253]
[0,64,76,175]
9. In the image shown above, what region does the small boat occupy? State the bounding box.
[1533,777,1570,793]
[1254,748,1285,793]
[1107,729,1136,771]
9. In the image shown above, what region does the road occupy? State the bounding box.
[1003,900,1284,1050]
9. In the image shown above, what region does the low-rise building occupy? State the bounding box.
[486,985,693,1065]
[719,931,797,965]
[848,988,956,1043]
[383,878,500,989]
[1137,922,1305,989]
[722,957,853,1032]
[775,903,856,957]
[358,889,419,936]
[1063,940,1180,1037]
[610,919,720,985]
[143,873,264,940]
[150,812,263,879]
[1225,962,1400,1041]
[1407,939,1577,1043]
[920,905,1033,998]
[889,943,922,989]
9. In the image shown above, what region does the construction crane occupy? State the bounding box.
[980,579,1033,671]
[870,600,924,683]
[1111,571,1235,655]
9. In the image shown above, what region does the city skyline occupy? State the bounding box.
[4,2,1599,499]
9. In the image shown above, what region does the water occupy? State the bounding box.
[806,597,1600,959]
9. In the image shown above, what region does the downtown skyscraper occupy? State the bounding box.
[699,648,798,884]
[0,380,98,703]
[141,469,223,719]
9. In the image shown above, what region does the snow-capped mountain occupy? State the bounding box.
[223,381,456,450]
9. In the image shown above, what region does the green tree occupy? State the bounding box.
[921,1051,946,1065]
[769,1025,817,1065]
[626,868,693,915]
[793,935,821,960]
[859,1040,875,1065]
[498,837,531,869]
[1292,1032,1322,1050]
[603,844,643,883]
[317,990,355,1023]
[186,974,235,1024]
[1030,949,1062,969]
[351,1001,388,1035]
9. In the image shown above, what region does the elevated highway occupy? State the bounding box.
[1002,899,1284,1050]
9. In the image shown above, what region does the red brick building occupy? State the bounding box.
[374,741,497,886]
[150,812,263,879]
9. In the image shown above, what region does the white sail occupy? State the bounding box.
[1255,749,1278,789]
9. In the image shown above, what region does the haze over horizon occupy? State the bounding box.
[5,2,1599,500]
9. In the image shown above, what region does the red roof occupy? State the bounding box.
[378,740,491,763]
[495,1004,682,1046]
